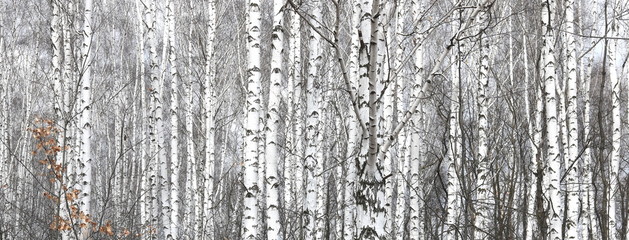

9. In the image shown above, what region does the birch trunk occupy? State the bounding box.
[50,1,63,233]
[343,1,361,238]
[563,0,579,238]
[202,0,217,238]
[607,14,620,240]
[166,0,180,238]
[242,0,261,237]
[379,1,394,234]
[184,36,199,239]
[409,0,425,238]
[355,0,389,237]
[77,0,93,238]
[445,10,462,240]
[393,1,408,239]
[541,1,562,239]
[304,0,322,238]
[284,9,303,238]
[59,1,75,238]
[0,15,5,236]
[292,10,305,237]
[157,7,170,236]
[265,0,283,237]
[135,0,149,232]
[475,3,490,237]
[146,0,160,236]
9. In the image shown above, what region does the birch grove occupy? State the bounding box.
[1,0,629,240]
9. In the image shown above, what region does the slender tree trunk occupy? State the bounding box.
[59,1,75,238]
[77,0,93,238]
[355,0,390,237]
[293,10,305,238]
[201,0,217,239]
[284,8,303,239]
[242,0,261,237]
[393,1,408,239]
[166,0,180,238]
[607,12,620,240]
[265,0,283,238]
[563,0,579,238]
[445,9,462,240]
[304,0,322,238]
[379,1,394,235]
[157,7,170,237]
[343,1,360,238]
[146,0,160,237]
[135,0,150,233]
[541,1,562,239]
[475,2,490,237]
[409,0,425,238]
[183,34,199,239]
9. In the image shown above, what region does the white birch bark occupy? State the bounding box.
[265,0,283,237]
[377,0,394,234]
[257,99,266,237]
[408,0,425,238]
[445,10,462,240]
[371,1,394,236]
[393,1,408,239]
[474,3,490,237]
[564,0,579,238]
[607,14,620,240]
[146,0,160,236]
[0,15,5,234]
[355,0,391,237]
[284,9,302,235]
[202,0,217,238]
[135,0,150,232]
[50,2,63,229]
[184,36,199,239]
[59,1,75,238]
[157,8,170,237]
[242,0,261,237]
[166,0,180,238]
[304,0,322,238]
[292,10,305,238]
[343,1,361,238]
[77,0,93,238]
[541,1,562,239]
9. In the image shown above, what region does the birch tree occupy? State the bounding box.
[183,35,199,239]
[166,0,180,238]
[77,0,93,238]
[541,1,562,239]
[607,9,620,239]
[343,1,361,239]
[264,0,283,237]
[393,1,408,239]
[475,2,490,237]
[284,8,303,238]
[242,0,261,237]
[408,0,425,238]
[304,0,323,238]
[146,0,161,236]
[445,8,463,240]
[201,0,217,238]
[563,0,579,238]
